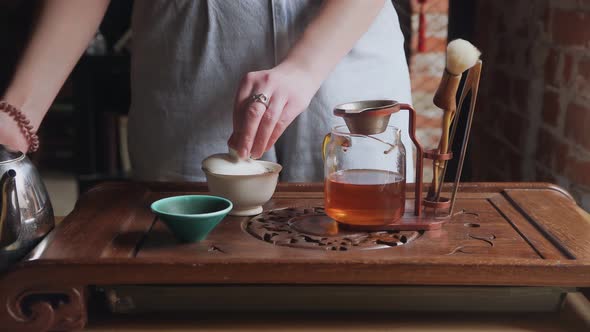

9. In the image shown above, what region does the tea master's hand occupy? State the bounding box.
[228,0,387,159]
[229,62,321,160]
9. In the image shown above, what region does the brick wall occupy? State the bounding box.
[471,0,590,210]
[409,0,449,181]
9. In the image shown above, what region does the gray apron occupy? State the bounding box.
[129,0,413,182]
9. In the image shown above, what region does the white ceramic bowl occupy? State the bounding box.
[202,161,282,216]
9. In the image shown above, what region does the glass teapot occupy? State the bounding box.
[322,100,424,227]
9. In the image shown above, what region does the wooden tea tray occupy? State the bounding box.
[1,182,590,331]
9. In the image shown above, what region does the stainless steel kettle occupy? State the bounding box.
[0,144,54,270]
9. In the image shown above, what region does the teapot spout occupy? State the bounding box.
[0,170,20,248]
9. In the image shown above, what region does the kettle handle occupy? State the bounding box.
[398,103,424,216]
[0,169,20,248]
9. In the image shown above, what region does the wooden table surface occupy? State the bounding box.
[46,217,574,332]
[4,182,588,332]
[47,219,588,332]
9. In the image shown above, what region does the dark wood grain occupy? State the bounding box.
[1,181,589,331]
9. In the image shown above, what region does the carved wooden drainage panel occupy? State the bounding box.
[243,207,421,251]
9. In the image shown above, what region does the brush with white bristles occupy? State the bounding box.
[428,39,481,200]
[445,39,481,76]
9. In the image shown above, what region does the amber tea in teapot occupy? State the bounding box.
[325,169,405,226]
[323,124,406,226]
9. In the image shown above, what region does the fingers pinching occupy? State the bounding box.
[234,73,255,115]
[232,72,262,139]
[234,92,271,158]
[265,103,299,151]
[251,94,287,159]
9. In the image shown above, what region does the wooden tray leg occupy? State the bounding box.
[0,285,87,332]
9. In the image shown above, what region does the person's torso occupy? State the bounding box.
[128,0,413,182]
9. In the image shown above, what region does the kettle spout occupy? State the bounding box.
[0,170,20,248]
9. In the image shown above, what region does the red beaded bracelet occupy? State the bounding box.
[0,101,39,153]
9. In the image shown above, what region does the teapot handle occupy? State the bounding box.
[398,103,424,216]
[321,133,332,162]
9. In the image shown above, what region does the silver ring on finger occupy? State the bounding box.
[250,93,270,109]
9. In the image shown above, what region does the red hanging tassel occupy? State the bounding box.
[418,0,427,53]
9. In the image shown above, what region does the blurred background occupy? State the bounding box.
[1,0,588,215]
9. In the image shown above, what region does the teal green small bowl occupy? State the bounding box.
[150,195,233,243]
